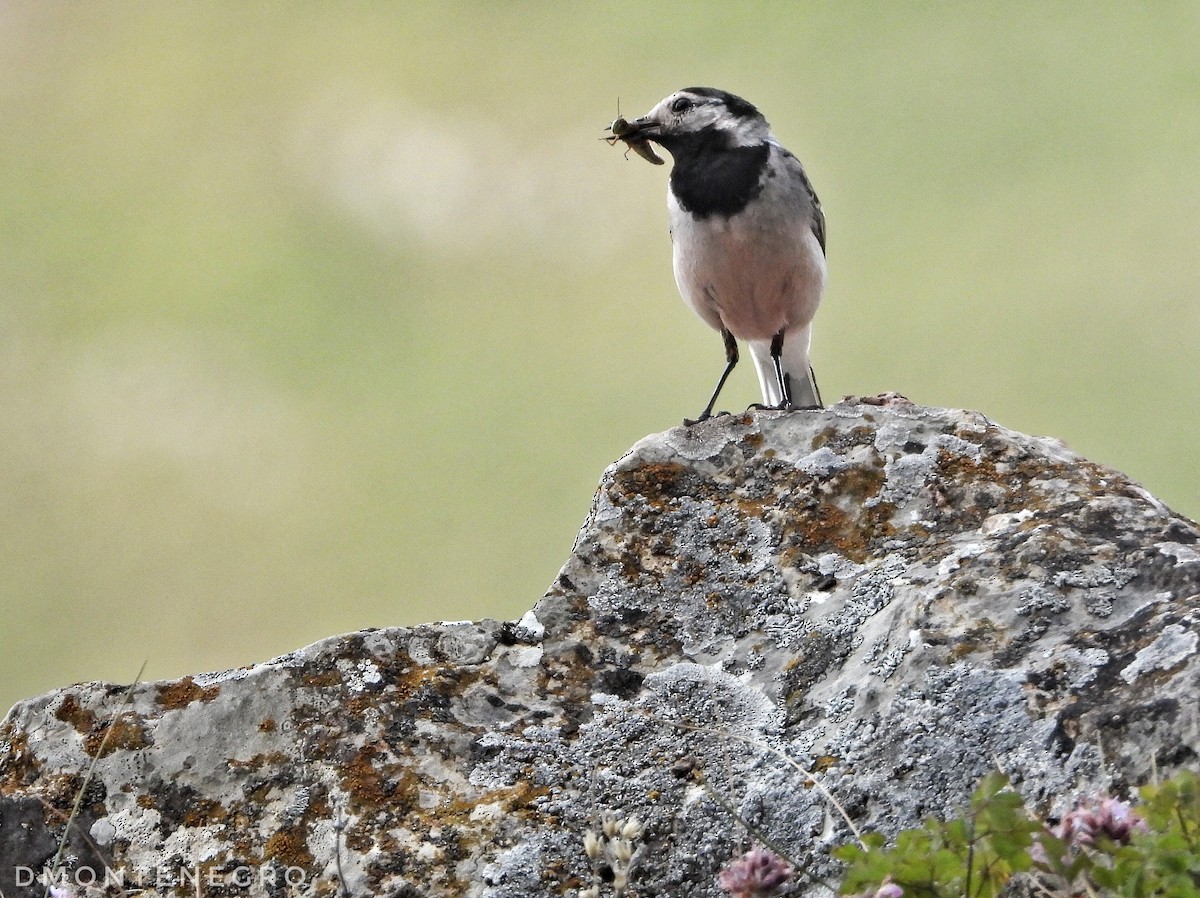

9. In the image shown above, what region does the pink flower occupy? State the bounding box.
[718,846,794,897]
[1054,796,1148,848]
[847,879,903,898]
[1029,838,1052,867]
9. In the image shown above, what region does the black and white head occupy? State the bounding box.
[621,87,773,156]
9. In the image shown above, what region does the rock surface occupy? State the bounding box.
[2,399,1199,898]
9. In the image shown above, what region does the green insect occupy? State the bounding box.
[604,110,664,165]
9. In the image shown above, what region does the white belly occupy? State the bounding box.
[670,193,825,342]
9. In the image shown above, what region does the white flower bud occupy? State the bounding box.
[583,830,601,860]
[611,837,634,865]
[602,814,621,838]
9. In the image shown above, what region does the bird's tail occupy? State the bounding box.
[785,364,822,408]
[749,327,822,409]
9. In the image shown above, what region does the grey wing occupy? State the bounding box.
[795,161,826,255]
[778,147,826,256]
[809,190,826,255]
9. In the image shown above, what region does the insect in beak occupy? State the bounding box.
[603,115,665,165]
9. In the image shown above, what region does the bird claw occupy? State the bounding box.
[746,402,823,414]
[682,410,731,427]
[746,402,790,413]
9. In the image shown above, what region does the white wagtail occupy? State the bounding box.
[609,87,826,422]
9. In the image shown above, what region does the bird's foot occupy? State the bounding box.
[683,409,731,426]
[746,401,823,414]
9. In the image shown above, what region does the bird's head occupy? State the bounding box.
[618,88,771,158]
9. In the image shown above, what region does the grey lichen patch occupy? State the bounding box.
[1120,623,1199,683]
[2,402,1198,898]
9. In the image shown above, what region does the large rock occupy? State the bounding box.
[2,399,1198,897]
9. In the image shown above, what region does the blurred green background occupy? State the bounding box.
[2,3,1197,714]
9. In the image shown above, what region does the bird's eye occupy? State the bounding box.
[670,97,693,114]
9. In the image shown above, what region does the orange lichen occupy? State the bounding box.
[829,464,887,504]
[0,726,41,792]
[85,713,151,758]
[156,676,221,710]
[781,501,875,562]
[737,498,767,517]
[340,744,412,811]
[300,669,342,688]
[427,781,549,828]
[54,695,97,734]
[948,618,1003,660]
[935,446,1002,490]
[181,798,231,828]
[392,662,481,704]
[812,754,839,773]
[264,826,315,869]
[611,462,687,509]
[225,751,290,771]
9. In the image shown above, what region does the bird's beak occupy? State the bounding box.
[620,116,660,139]
[606,115,665,165]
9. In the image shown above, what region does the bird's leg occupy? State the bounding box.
[770,328,792,410]
[808,365,823,408]
[686,328,738,425]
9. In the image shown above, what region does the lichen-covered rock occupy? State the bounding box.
[2,399,1198,897]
